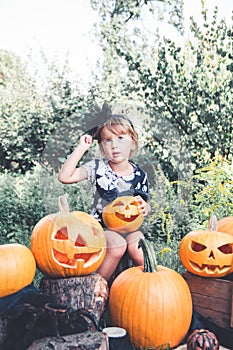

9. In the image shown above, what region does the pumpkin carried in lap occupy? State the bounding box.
[102,196,143,233]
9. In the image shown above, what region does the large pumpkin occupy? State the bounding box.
[179,215,233,277]
[30,195,106,278]
[102,196,143,233]
[109,239,192,349]
[217,216,233,236]
[0,243,36,298]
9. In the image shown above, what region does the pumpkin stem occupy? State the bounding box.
[58,195,70,213]
[208,214,218,231]
[139,238,158,272]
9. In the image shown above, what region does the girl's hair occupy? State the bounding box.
[95,114,139,155]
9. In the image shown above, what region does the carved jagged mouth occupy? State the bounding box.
[52,249,96,267]
[190,261,231,274]
[115,213,139,222]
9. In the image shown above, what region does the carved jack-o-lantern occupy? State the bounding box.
[179,215,233,277]
[102,196,144,234]
[30,196,106,278]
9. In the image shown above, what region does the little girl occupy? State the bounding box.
[58,115,150,281]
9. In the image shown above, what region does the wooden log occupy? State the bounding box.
[27,330,109,350]
[39,273,109,326]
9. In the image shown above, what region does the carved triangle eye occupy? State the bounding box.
[112,201,125,207]
[218,243,233,254]
[191,241,207,252]
[54,227,68,240]
[75,234,86,247]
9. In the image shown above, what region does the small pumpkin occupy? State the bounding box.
[217,216,233,236]
[30,195,106,278]
[187,329,219,350]
[109,239,193,349]
[179,215,233,277]
[102,196,143,233]
[0,243,36,298]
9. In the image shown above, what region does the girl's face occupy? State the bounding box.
[100,126,135,164]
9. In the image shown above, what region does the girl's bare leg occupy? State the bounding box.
[97,230,127,281]
[126,231,144,266]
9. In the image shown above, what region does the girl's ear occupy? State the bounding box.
[131,141,136,151]
[130,141,137,155]
[99,143,105,155]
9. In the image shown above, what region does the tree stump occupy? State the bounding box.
[39,273,109,328]
[27,330,108,350]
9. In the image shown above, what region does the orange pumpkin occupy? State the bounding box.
[30,195,106,278]
[0,243,36,297]
[179,215,233,277]
[109,239,192,349]
[217,216,233,236]
[102,196,143,233]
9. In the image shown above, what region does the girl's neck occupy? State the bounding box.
[108,160,134,176]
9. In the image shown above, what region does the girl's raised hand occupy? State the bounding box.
[79,134,93,150]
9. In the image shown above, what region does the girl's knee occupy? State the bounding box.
[109,244,127,260]
[126,231,145,264]
[105,230,127,259]
[126,231,144,246]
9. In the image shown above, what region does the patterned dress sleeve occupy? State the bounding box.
[81,159,100,184]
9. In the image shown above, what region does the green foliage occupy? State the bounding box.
[0,50,87,173]
[146,11,232,170]
[142,12,232,177]
[0,168,46,246]
[190,152,233,226]
[0,165,93,247]
[89,0,184,105]
[143,151,233,266]
[90,0,232,181]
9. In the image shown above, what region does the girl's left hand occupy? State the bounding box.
[134,195,151,216]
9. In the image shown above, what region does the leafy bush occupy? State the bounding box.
[0,164,93,247]
[140,151,233,271]
[0,168,46,246]
[190,152,233,226]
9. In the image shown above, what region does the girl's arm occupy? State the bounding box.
[58,135,93,184]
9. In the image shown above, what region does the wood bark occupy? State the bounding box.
[39,273,109,326]
[27,331,109,350]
